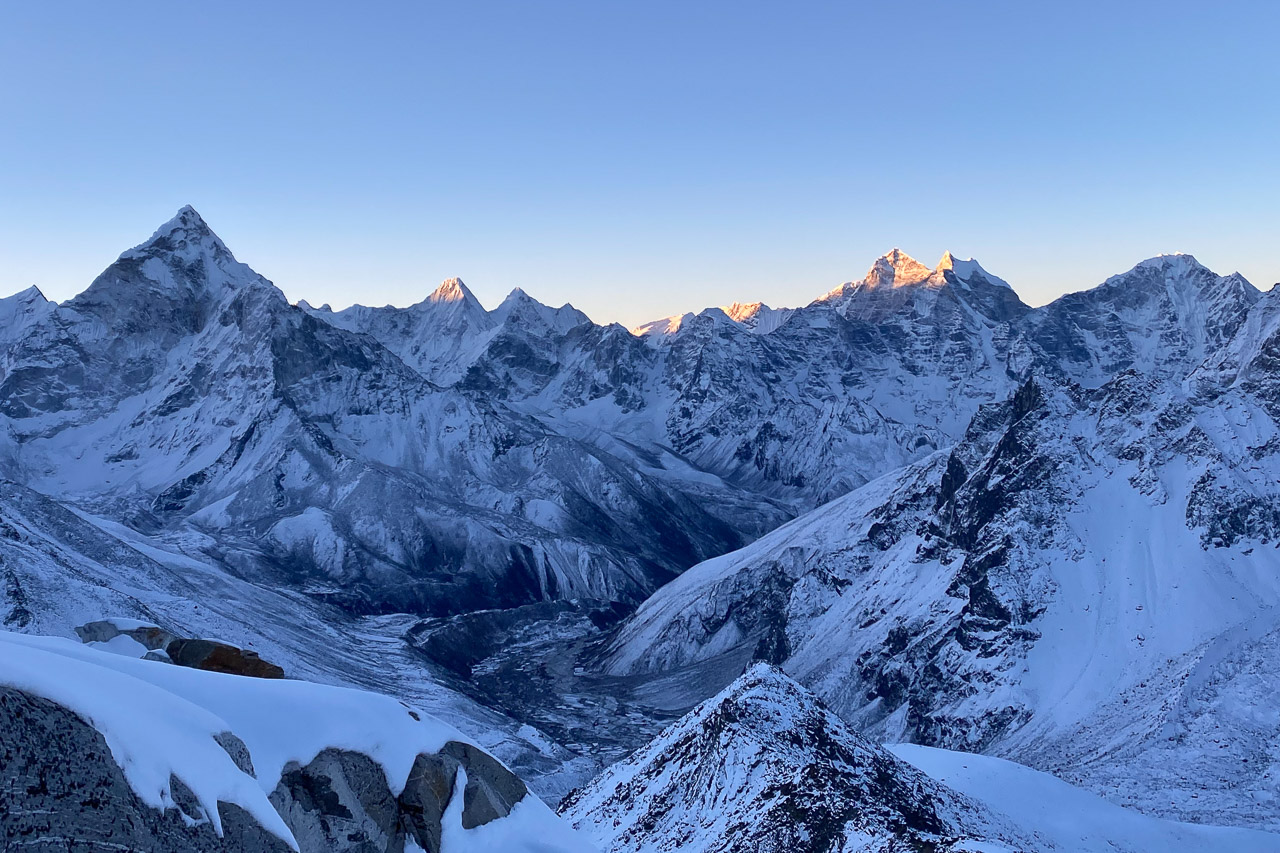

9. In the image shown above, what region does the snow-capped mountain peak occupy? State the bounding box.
[491,287,591,332]
[0,284,52,316]
[814,248,939,305]
[722,300,765,323]
[0,285,55,348]
[865,247,934,288]
[631,312,694,338]
[121,204,231,263]
[936,251,1013,290]
[428,276,478,305]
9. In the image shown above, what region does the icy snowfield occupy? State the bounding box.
[3,207,1280,848]
[890,745,1279,853]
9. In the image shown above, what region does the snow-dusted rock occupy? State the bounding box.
[0,631,593,853]
[560,663,1036,852]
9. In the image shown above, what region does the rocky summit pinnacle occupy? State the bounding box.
[429,277,475,304]
[120,204,231,263]
[864,248,934,288]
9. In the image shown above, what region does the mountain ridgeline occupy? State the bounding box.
[3,208,1279,844]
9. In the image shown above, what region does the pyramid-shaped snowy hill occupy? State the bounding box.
[559,663,1033,853]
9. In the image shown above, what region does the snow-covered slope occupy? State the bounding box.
[301,277,497,385]
[890,744,1280,853]
[299,248,1034,508]
[604,362,1280,828]
[1018,253,1260,388]
[564,664,1280,852]
[0,476,611,798]
[5,210,1280,839]
[0,630,593,853]
[561,663,1036,852]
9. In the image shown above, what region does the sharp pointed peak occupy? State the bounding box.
[499,286,534,305]
[5,284,49,303]
[155,205,213,238]
[865,248,933,288]
[879,247,923,264]
[428,277,478,305]
[124,205,229,261]
[721,661,805,697]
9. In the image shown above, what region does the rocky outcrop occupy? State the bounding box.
[1,682,539,853]
[73,620,287,678]
[0,687,291,853]
[269,740,529,853]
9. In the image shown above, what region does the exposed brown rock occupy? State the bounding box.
[166,638,285,679]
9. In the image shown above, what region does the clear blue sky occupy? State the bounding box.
[2,1,1278,326]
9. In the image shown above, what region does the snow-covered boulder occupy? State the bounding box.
[75,616,177,649]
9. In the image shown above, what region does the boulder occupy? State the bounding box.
[269,740,529,853]
[270,748,401,853]
[166,638,285,678]
[75,618,178,651]
[440,740,528,828]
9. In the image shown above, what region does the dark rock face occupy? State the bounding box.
[270,749,402,853]
[0,687,291,853]
[398,752,457,853]
[440,740,529,828]
[167,638,286,679]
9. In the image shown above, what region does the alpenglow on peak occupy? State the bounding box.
[428,277,476,304]
[865,248,934,288]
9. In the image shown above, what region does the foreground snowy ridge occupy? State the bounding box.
[0,631,594,852]
[561,664,1277,852]
[560,663,1037,852]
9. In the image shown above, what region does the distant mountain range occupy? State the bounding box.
[2,207,1278,850]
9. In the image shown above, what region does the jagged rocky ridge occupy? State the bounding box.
[605,350,1280,828]
[0,207,782,617]
[559,663,1037,852]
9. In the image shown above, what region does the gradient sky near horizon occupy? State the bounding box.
[2,1,1278,327]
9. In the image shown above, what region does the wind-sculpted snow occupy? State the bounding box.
[0,631,595,853]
